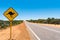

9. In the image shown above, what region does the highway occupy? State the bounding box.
[24,21,60,40]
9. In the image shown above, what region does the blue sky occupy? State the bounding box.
[0,0,60,20]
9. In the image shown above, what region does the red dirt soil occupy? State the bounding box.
[0,23,30,40]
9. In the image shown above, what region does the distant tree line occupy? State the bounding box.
[27,18,60,24]
[0,20,23,29]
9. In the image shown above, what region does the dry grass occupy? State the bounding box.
[30,22,60,28]
[38,23,60,28]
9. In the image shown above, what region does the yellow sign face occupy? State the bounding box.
[4,8,18,21]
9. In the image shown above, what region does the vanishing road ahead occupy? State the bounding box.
[24,21,60,40]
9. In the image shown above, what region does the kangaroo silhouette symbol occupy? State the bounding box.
[7,12,15,17]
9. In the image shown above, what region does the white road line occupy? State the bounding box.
[28,22,60,33]
[26,22,60,33]
[24,21,41,40]
[39,26,60,33]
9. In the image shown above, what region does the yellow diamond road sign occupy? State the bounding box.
[4,8,18,21]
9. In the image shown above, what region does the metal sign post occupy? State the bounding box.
[3,7,18,40]
[10,21,12,40]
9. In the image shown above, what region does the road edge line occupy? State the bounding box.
[24,21,41,40]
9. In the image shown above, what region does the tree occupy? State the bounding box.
[47,18,51,24]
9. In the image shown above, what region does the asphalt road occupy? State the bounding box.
[24,21,60,40]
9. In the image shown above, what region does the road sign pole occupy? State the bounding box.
[10,21,12,40]
[3,8,18,40]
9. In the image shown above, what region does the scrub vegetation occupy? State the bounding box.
[0,20,23,29]
[27,18,60,25]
